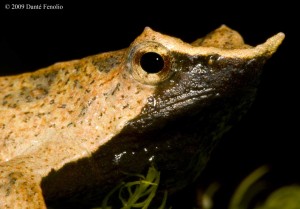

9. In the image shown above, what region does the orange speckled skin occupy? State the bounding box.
[0,26,284,208]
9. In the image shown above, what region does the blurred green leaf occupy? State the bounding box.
[255,185,300,209]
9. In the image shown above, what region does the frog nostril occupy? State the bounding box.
[140,52,164,74]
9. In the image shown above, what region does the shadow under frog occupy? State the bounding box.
[0,25,284,209]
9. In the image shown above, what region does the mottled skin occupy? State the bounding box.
[0,26,284,208]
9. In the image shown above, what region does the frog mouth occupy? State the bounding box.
[142,87,215,119]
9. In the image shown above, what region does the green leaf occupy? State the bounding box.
[97,166,170,209]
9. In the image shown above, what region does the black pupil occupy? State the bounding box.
[140,52,164,74]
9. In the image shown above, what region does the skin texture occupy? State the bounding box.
[0,25,284,208]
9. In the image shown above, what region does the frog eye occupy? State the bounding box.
[129,42,172,85]
[140,52,164,74]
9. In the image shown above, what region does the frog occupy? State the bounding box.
[0,25,284,209]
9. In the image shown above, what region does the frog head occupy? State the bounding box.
[96,25,284,194]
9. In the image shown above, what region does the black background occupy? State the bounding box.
[0,1,298,208]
